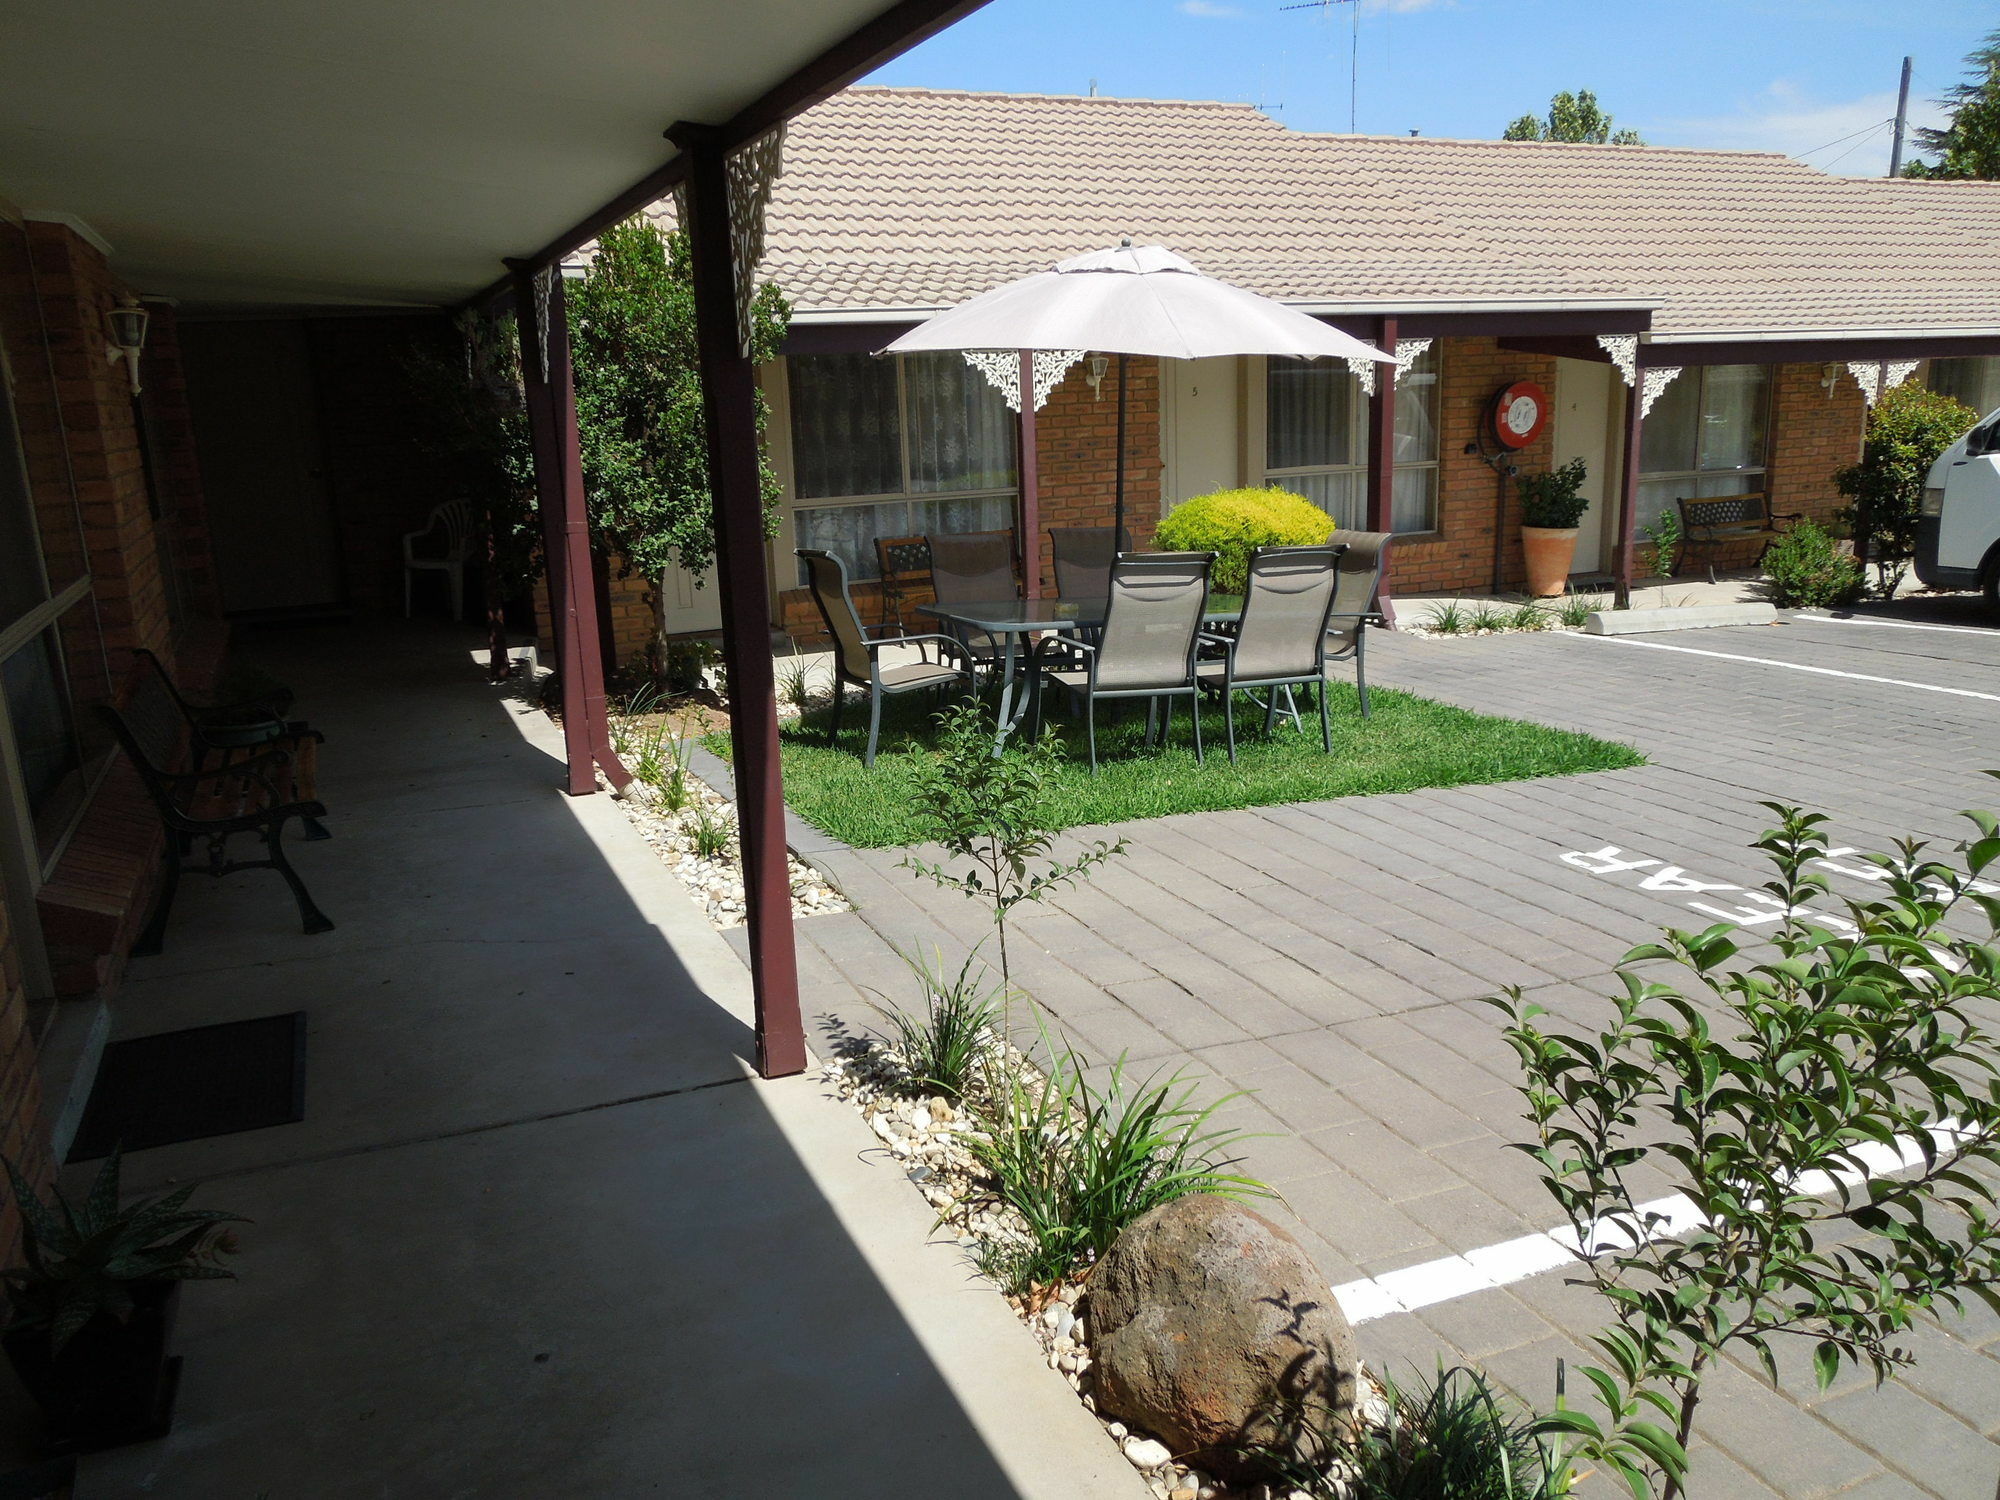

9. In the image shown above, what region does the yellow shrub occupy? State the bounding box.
[1153,486,1336,593]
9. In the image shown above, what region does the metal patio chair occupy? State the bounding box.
[1048,525,1132,597]
[1027,550,1214,772]
[926,528,1018,670]
[873,534,933,654]
[797,549,975,768]
[1194,543,1346,761]
[1323,531,1392,718]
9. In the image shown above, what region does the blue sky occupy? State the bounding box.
[864,0,1995,175]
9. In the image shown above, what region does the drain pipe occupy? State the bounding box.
[1464,424,1520,596]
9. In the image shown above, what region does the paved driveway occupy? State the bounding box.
[782,607,2000,1500]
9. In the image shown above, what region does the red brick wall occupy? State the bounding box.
[139,304,224,623]
[27,221,177,674]
[1767,361,1865,526]
[0,896,49,1268]
[1391,339,1559,596]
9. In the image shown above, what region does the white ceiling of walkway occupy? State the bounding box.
[0,0,943,308]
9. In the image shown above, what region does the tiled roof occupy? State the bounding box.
[664,87,2000,340]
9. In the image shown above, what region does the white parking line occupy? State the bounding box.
[1793,613,2000,638]
[1333,1127,1961,1323]
[1564,631,2000,703]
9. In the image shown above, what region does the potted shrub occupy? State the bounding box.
[3,1150,244,1452]
[1516,457,1590,597]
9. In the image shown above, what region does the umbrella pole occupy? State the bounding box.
[1112,352,1128,544]
[1018,349,1041,598]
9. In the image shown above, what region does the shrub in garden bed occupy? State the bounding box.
[1762,520,1863,608]
[1155,486,1336,594]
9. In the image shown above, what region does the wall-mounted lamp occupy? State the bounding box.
[1820,362,1842,397]
[1085,355,1110,401]
[106,297,150,396]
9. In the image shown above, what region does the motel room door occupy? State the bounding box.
[179,319,344,616]
[1552,356,1625,574]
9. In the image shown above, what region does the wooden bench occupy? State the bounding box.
[99,655,333,956]
[1674,492,1805,583]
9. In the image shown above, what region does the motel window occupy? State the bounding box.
[1636,364,1771,538]
[1927,357,2000,419]
[1261,346,1439,533]
[787,352,1018,584]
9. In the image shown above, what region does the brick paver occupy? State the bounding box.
[762,606,2000,1499]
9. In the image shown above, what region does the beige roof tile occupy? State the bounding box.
[646,87,2000,338]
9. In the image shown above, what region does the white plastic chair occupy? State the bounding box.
[402,501,475,619]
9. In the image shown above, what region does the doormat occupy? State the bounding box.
[68,1012,306,1161]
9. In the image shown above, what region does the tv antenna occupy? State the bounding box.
[1280,0,1359,133]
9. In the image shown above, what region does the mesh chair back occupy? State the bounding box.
[1095,551,1213,692]
[1326,531,1391,655]
[927,529,1017,603]
[797,549,872,682]
[1231,545,1345,681]
[1049,526,1132,597]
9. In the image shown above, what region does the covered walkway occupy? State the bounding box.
[36,624,1136,1499]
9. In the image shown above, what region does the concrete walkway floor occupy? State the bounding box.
[9,623,1140,1500]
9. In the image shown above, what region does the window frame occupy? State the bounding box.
[782,352,1020,585]
[1252,349,1442,535]
[1636,364,1774,498]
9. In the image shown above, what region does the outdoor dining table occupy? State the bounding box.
[917,593,1245,750]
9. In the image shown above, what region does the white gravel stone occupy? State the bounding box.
[1123,1437,1172,1471]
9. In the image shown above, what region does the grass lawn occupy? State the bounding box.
[712,681,1642,850]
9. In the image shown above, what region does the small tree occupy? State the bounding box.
[1836,383,1979,593]
[1504,90,1643,145]
[901,700,1126,985]
[401,314,540,625]
[568,218,791,673]
[1491,801,2000,1500]
[1905,29,2000,180]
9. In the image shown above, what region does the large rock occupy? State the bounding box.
[1088,1195,1356,1480]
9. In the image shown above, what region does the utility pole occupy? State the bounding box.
[1889,55,1913,177]
[1280,0,1359,133]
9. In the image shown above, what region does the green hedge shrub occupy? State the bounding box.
[1763,520,1863,608]
[1154,486,1335,594]
[1835,382,1979,593]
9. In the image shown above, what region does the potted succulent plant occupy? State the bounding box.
[3,1149,244,1452]
[1516,457,1591,597]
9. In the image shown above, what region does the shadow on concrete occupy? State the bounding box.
[3,623,1120,1499]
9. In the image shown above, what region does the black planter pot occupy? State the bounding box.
[2,1281,182,1453]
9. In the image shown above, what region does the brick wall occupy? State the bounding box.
[1767,361,1865,525]
[27,221,176,674]
[0,895,49,1268]
[1391,339,1560,596]
[139,303,224,623]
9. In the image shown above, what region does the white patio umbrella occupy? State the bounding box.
[884,244,1397,544]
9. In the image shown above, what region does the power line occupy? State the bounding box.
[1821,119,1894,173]
[1794,116,1895,160]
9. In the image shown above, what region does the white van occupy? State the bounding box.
[1917,407,2000,609]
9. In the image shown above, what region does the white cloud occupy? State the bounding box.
[1652,81,1949,177]
[1177,0,1244,16]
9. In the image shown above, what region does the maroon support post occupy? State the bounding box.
[671,122,808,1079]
[1363,316,1399,628]
[1018,350,1041,598]
[1612,368,1644,610]
[512,265,631,794]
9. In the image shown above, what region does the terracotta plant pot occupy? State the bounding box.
[2,1280,181,1452]
[1520,526,1580,598]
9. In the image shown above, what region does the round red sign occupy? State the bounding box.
[1491,380,1549,450]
